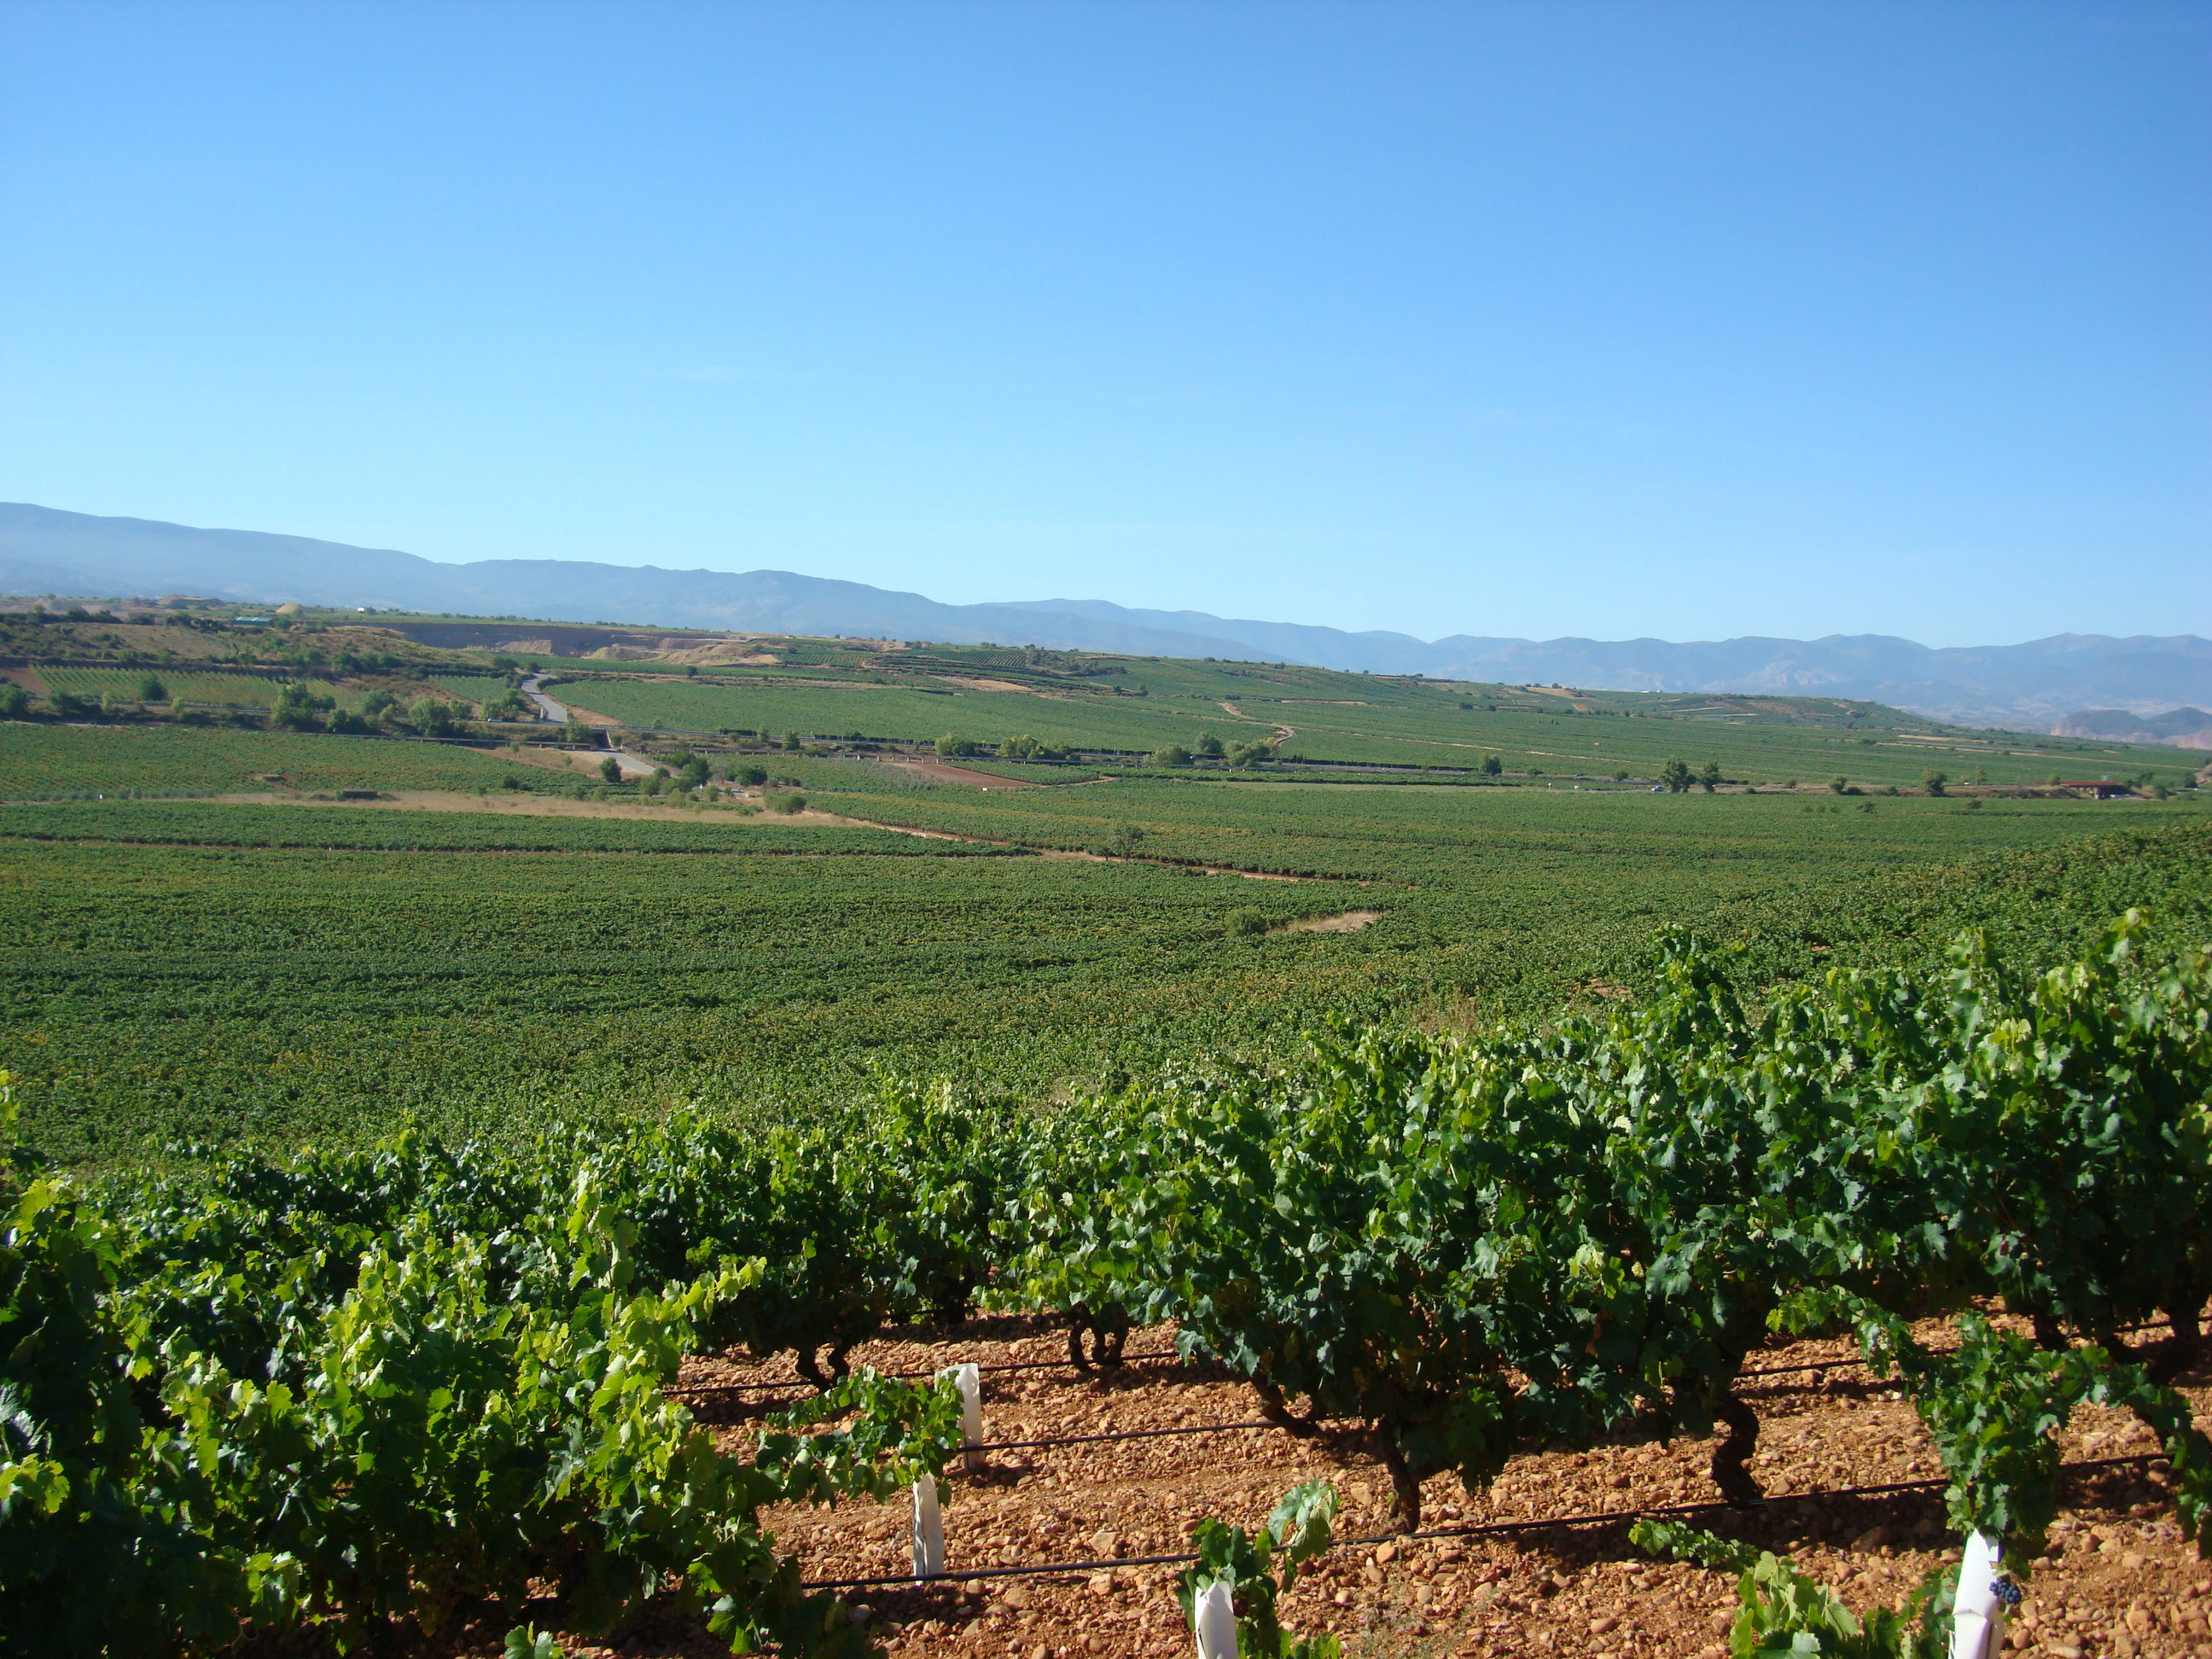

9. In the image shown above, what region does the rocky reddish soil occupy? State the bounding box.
[535,1313,2208,1659]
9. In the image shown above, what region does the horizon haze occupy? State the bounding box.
[5,499,2207,736]
[1,2,2205,645]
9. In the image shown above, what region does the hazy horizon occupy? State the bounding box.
[3,2,2205,648]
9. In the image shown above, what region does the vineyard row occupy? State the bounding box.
[3,910,2209,1656]
[797,1452,2172,1592]
[664,1319,2172,1406]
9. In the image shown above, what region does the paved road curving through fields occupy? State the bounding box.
[519,674,567,722]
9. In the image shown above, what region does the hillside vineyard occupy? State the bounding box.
[2,608,2209,1657]
[7,921,2209,1655]
[7,501,2208,730]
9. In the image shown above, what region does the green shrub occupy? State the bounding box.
[405,696,460,737]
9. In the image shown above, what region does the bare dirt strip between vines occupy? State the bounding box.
[100,789,1330,880]
[250,1316,2210,1659]
[801,812,1324,882]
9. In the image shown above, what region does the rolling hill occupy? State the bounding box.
[5,500,2205,731]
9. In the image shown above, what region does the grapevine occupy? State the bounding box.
[3,911,2208,1653]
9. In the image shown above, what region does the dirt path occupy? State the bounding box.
[1274,909,1380,934]
[207,788,973,839]
[1215,701,1297,744]
[882,758,1043,789]
[202,789,780,823]
[1523,685,1599,711]
[878,758,1127,792]
[128,789,1322,881]
[488,742,654,781]
[822,808,1317,881]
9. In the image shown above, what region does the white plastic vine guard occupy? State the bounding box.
[948,1361,985,1472]
[911,1477,945,1581]
[1947,1531,2007,1659]
[1191,1579,1237,1659]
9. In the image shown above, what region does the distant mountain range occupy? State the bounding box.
[2054,707,2212,749]
[5,500,2207,734]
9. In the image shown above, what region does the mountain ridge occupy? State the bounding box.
[3,500,2205,731]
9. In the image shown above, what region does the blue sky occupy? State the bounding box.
[2,2,2204,646]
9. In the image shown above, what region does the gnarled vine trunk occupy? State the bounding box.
[1249,1374,1321,1437]
[1709,1394,1764,1506]
[1373,1432,1424,1533]
[1064,1302,1127,1372]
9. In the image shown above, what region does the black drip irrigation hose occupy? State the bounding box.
[975,1419,1284,1453]
[1738,1318,2171,1383]
[689,1325,2189,1457]
[680,1319,2179,1400]
[799,1452,2169,1592]
[683,1348,1854,1404]
[667,1346,1189,1399]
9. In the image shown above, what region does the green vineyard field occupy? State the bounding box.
[428,670,521,703]
[556,672,1245,754]
[5,775,2206,1166]
[747,751,2212,882]
[29,666,304,710]
[0,723,530,795]
[536,649,2204,789]
[7,909,2209,1655]
[3,620,2210,1659]
[0,799,1030,856]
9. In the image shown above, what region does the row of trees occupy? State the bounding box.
[1148,731,1281,766]
[274,686,471,737]
[987,733,1079,760]
[0,679,189,722]
[925,731,1289,767]
[0,677,482,739]
[932,732,1084,760]
[1660,758,1726,792]
[594,750,789,800]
